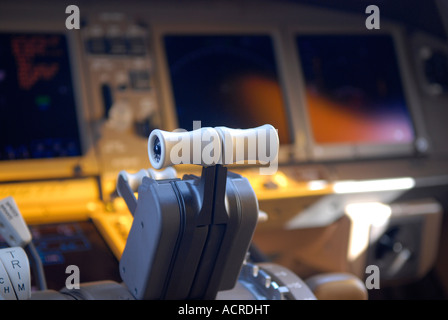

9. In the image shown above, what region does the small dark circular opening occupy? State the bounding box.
[153,136,161,162]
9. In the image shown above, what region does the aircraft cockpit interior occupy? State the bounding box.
[0,0,448,306]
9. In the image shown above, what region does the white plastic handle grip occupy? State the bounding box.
[0,197,32,248]
[148,125,279,169]
[215,124,279,165]
[117,167,178,194]
[148,167,177,180]
[148,127,222,169]
[117,169,150,194]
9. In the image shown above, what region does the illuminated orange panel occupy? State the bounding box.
[305,89,413,144]
[232,74,290,144]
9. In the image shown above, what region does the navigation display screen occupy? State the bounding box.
[296,34,415,145]
[164,34,292,144]
[0,33,82,161]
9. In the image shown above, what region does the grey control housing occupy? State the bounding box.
[119,165,259,300]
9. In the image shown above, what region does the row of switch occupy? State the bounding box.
[85,37,147,56]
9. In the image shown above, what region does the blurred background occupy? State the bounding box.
[0,0,447,299]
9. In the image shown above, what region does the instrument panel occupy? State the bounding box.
[0,0,447,297]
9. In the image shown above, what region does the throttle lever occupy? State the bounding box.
[117,167,178,215]
[0,196,32,247]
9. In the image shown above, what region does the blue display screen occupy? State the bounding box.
[0,33,82,160]
[296,34,415,145]
[164,34,292,144]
